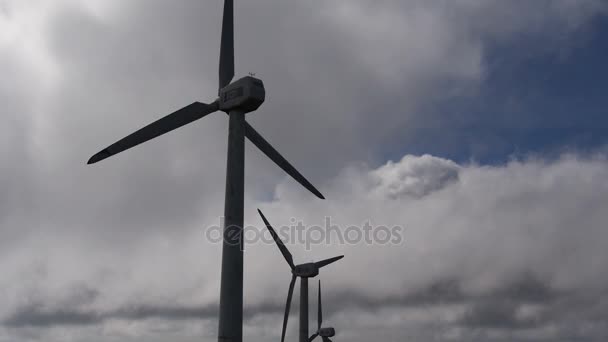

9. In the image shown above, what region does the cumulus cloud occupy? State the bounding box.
[265,153,608,341]
[3,153,608,342]
[369,154,460,199]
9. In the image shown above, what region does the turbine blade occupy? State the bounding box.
[219,0,234,90]
[308,333,319,342]
[318,280,322,330]
[281,275,297,342]
[245,122,325,199]
[257,209,295,270]
[87,101,219,164]
[323,337,332,342]
[314,255,344,269]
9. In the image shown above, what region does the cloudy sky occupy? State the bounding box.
[2,0,608,341]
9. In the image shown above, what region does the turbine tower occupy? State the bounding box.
[257,210,343,342]
[309,280,337,342]
[86,2,324,342]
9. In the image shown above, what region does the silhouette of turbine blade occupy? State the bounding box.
[282,274,297,342]
[318,280,322,330]
[87,101,219,164]
[308,333,319,342]
[314,255,344,269]
[322,337,332,342]
[258,209,295,270]
[219,0,234,90]
[245,122,325,199]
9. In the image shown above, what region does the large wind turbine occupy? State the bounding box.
[257,209,343,342]
[309,280,337,342]
[86,1,324,342]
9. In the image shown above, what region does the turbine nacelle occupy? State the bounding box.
[293,262,319,278]
[219,76,265,113]
[319,328,335,338]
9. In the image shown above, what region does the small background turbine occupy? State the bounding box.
[257,209,343,342]
[309,280,336,342]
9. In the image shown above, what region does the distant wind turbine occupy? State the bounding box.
[86,1,324,342]
[309,280,337,342]
[257,209,343,342]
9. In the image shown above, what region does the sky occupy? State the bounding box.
[1,0,608,341]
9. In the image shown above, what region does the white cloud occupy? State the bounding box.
[370,154,460,199]
[2,153,608,341]
[2,0,608,341]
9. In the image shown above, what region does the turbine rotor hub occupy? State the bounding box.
[218,76,265,113]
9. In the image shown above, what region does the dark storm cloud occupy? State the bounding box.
[3,301,285,328]
[0,272,560,332]
[4,306,99,327]
[319,272,555,314]
[459,300,544,330]
[7,271,597,342]
[457,290,608,340]
[1,280,283,328]
[317,273,608,340]
[3,304,218,328]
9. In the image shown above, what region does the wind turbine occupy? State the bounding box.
[257,209,343,342]
[309,280,336,342]
[86,1,324,342]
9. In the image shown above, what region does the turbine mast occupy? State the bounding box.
[218,110,245,342]
[300,277,309,342]
[218,1,242,342]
